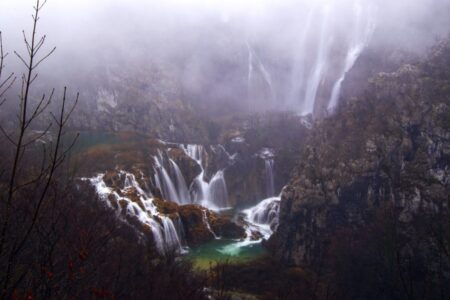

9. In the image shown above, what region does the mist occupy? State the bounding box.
[1,0,450,115]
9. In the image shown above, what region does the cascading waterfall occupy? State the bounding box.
[245,197,280,234]
[218,196,281,256]
[182,144,231,210]
[86,144,280,258]
[84,171,186,255]
[123,171,151,197]
[328,1,376,111]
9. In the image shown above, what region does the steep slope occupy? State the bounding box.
[268,39,450,269]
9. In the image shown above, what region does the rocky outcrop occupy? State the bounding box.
[178,205,245,246]
[268,39,450,267]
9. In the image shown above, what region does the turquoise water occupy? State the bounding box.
[186,239,266,269]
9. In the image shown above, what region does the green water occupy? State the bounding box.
[63,131,146,154]
[66,131,121,153]
[186,239,266,270]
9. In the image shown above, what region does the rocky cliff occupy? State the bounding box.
[268,39,450,268]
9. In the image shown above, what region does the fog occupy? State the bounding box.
[1,0,450,116]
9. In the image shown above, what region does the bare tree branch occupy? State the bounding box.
[33,47,56,70]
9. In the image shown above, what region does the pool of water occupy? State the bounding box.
[185,239,267,270]
[63,131,146,154]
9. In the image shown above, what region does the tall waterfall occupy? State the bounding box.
[280,0,377,115]
[285,8,314,109]
[246,41,254,100]
[302,5,331,115]
[328,2,375,111]
[246,42,276,106]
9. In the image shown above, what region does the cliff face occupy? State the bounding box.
[268,40,450,268]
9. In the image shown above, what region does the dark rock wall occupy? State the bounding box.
[268,39,450,267]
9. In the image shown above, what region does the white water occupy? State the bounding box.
[245,197,280,232]
[154,151,182,204]
[328,1,376,111]
[169,159,190,204]
[285,7,315,109]
[84,172,186,255]
[202,209,219,239]
[264,159,275,197]
[246,42,276,105]
[302,5,331,115]
[161,216,184,253]
[246,41,254,100]
[85,144,280,257]
[182,144,231,210]
[218,196,281,256]
[259,148,275,197]
[279,1,378,115]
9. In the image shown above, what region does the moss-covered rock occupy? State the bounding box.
[153,198,179,215]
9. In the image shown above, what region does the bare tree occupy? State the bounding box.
[0,0,78,297]
[0,32,16,105]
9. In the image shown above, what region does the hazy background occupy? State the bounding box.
[1,0,450,117]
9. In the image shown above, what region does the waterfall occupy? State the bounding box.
[286,7,315,109]
[149,218,165,254]
[279,1,377,115]
[246,41,276,106]
[202,209,219,239]
[153,151,183,204]
[243,196,281,240]
[246,197,280,229]
[122,171,151,197]
[208,170,229,209]
[218,196,281,256]
[84,171,186,255]
[302,5,331,115]
[259,148,275,197]
[161,216,183,253]
[246,41,253,100]
[85,143,235,255]
[182,144,231,210]
[169,159,190,204]
[264,159,275,197]
[328,2,375,111]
